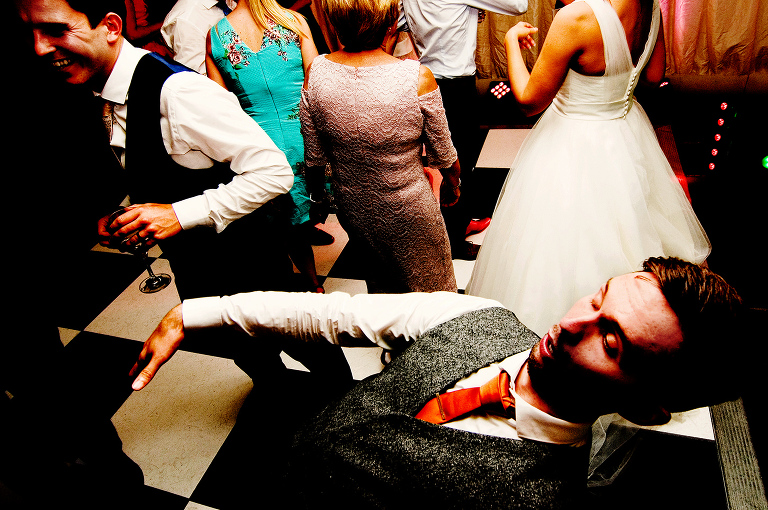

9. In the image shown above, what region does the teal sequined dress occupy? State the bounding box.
[210,16,310,225]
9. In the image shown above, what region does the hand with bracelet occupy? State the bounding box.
[439,160,462,207]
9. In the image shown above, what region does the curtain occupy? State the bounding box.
[475,0,768,79]
[660,0,768,75]
[476,1,558,79]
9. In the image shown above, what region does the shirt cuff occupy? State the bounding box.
[182,296,224,330]
[172,196,214,230]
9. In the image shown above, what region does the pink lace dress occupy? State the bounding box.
[301,55,458,292]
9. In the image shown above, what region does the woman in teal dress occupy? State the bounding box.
[206,0,329,292]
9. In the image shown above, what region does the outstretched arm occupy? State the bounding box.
[130,292,503,390]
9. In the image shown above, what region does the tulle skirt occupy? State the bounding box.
[466,102,710,336]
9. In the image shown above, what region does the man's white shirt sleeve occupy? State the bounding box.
[160,72,293,232]
[182,291,504,351]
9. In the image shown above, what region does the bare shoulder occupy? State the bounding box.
[553,1,599,35]
[545,0,602,58]
[559,0,597,20]
[417,64,438,96]
[293,10,313,34]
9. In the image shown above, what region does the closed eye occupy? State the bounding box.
[603,332,619,358]
[37,23,69,38]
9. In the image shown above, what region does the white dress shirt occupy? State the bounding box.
[182,291,591,445]
[161,0,236,74]
[398,0,528,79]
[96,40,293,232]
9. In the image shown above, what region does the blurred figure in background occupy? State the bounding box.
[162,0,236,73]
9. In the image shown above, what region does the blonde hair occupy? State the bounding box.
[244,0,309,40]
[320,0,398,52]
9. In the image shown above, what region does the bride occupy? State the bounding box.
[466,0,710,336]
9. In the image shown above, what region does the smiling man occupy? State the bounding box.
[14,0,296,300]
[129,256,744,507]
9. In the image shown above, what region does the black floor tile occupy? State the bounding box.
[63,331,143,418]
[586,430,727,510]
[139,485,191,510]
[56,250,148,330]
[190,370,333,509]
[326,239,372,281]
[470,166,509,219]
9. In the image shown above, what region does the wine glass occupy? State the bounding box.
[107,209,172,294]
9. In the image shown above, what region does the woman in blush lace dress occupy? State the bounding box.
[300,0,461,293]
[466,0,710,336]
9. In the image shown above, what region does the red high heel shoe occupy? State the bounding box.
[466,217,491,236]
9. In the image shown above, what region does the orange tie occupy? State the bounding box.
[415,371,515,424]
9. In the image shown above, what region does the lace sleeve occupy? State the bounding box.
[300,87,327,167]
[420,89,458,169]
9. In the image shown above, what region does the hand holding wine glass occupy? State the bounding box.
[103,206,176,293]
[99,203,182,250]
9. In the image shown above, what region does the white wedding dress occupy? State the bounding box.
[466,0,710,336]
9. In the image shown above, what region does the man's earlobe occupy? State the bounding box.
[103,12,123,42]
[618,405,671,426]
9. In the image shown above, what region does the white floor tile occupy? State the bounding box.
[185,502,219,510]
[323,277,368,295]
[313,215,349,276]
[58,327,80,346]
[453,259,476,291]
[85,258,181,341]
[342,346,385,380]
[113,350,252,498]
[476,128,530,168]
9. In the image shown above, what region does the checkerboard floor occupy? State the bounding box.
[51,130,738,509]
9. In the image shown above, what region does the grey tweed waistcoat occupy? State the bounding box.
[288,307,589,509]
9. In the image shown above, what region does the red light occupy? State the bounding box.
[491,83,510,99]
[712,149,718,156]
[709,163,716,170]
[718,118,725,126]
[720,102,728,110]
[714,134,722,141]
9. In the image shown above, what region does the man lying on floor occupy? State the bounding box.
[130,256,744,508]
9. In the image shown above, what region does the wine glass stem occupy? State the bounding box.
[139,253,157,277]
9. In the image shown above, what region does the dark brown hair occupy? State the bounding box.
[65,0,126,28]
[642,257,744,410]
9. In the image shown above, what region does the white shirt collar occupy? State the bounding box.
[96,39,149,104]
[444,350,592,445]
[501,351,592,446]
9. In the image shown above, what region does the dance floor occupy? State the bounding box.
[49,128,762,509]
